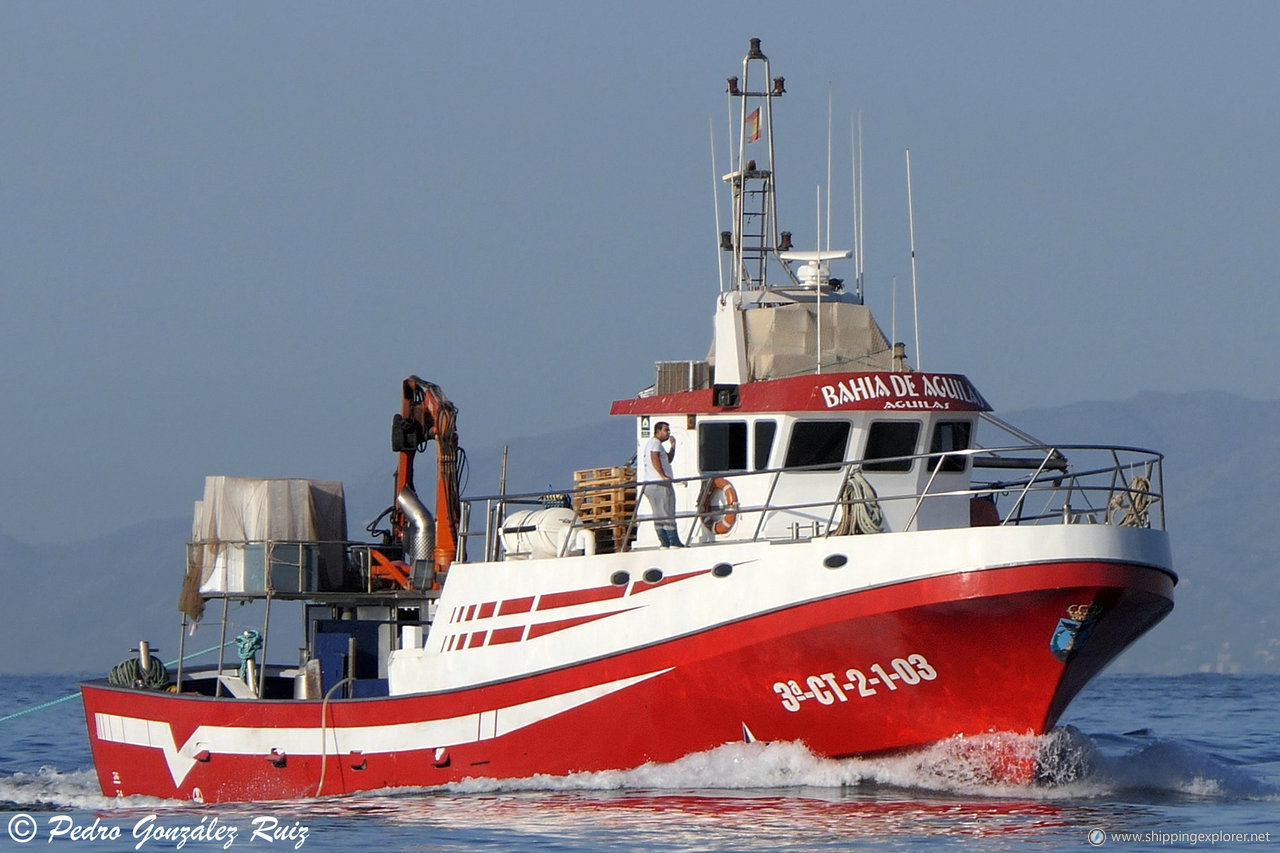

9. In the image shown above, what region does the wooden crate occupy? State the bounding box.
[573,466,634,485]
[572,466,637,553]
[573,488,636,514]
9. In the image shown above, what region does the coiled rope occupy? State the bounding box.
[108,656,171,690]
[1109,474,1153,528]
[235,629,263,682]
[835,471,884,536]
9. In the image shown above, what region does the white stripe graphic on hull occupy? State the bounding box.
[95,668,671,787]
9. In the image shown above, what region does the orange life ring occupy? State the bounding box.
[700,477,739,535]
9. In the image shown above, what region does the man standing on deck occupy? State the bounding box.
[641,421,682,547]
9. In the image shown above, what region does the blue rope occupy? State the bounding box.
[0,641,235,725]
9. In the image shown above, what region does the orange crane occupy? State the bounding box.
[383,376,462,587]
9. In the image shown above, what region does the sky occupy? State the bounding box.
[2,1,1277,545]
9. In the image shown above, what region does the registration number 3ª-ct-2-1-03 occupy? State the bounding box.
[772,653,938,712]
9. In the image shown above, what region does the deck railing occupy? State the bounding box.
[173,443,1163,692]
[183,443,1164,581]
[460,443,1165,560]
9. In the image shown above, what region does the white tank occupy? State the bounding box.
[500,507,596,559]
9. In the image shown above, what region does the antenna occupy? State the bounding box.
[850,116,858,302]
[906,148,922,371]
[825,85,833,253]
[710,118,725,293]
[850,114,867,305]
[816,184,823,374]
[725,93,736,174]
[891,276,898,371]
[857,112,865,303]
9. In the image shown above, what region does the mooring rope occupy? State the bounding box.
[234,629,263,683]
[315,676,355,798]
[835,471,884,536]
[0,641,234,725]
[1109,474,1153,528]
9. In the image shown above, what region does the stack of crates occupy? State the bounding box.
[572,465,637,554]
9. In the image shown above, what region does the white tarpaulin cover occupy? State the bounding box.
[742,301,894,379]
[190,476,348,595]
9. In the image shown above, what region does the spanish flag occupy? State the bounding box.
[745,108,761,143]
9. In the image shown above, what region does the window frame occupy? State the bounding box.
[861,420,923,473]
[783,419,854,472]
[698,419,749,474]
[754,420,778,471]
[929,419,973,473]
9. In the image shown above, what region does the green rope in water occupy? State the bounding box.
[0,641,234,725]
[0,691,81,722]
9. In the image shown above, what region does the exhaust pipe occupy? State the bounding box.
[397,486,435,565]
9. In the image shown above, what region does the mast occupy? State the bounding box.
[712,39,854,386]
[722,38,795,293]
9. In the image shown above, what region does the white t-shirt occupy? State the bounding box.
[641,436,672,481]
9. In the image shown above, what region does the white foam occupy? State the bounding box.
[444,735,1043,798]
[445,728,1280,802]
[0,766,173,811]
[5,727,1273,808]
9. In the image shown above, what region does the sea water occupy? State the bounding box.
[1,674,1276,851]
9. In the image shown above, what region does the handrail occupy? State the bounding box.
[183,444,1164,577]
[185,538,448,598]
[457,443,1165,557]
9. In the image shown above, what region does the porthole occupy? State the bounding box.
[712,563,733,578]
[610,571,630,586]
[643,568,664,584]
[823,554,848,569]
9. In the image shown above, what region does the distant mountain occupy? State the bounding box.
[0,420,637,676]
[1004,391,1280,675]
[1,392,1273,675]
[0,517,190,676]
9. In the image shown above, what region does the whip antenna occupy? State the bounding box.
[826,85,833,253]
[816,184,823,373]
[906,148,922,371]
[710,118,725,292]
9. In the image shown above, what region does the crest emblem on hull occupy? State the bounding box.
[1050,603,1103,662]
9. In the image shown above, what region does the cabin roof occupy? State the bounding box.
[610,371,991,417]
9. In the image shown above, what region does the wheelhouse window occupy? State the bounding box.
[930,420,973,472]
[754,420,777,470]
[862,421,921,472]
[784,421,852,471]
[699,421,748,473]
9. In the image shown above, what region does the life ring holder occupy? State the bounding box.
[699,477,739,535]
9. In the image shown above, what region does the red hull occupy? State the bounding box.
[82,561,1173,803]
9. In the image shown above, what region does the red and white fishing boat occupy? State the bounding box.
[81,39,1175,803]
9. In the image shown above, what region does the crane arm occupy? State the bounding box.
[390,376,461,576]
